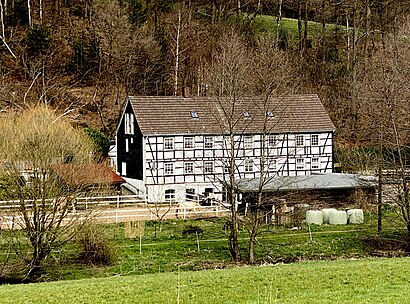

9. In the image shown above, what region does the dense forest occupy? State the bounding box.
[0,0,409,149]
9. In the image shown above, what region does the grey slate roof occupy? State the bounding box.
[236,173,377,193]
[128,94,335,136]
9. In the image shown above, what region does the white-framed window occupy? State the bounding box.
[269,159,277,171]
[204,136,213,149]
[121,162,127,176]
[311,157,320,169]
[296,158,305,170]
[184,137,194,149]
[268,135,278,147]
[184,162,194,174]
[125,138,129,152]
[296,135,304,147]
[186,188,196,200]
[165,163,174,175]
[164,138,174,150]
[165,189,175,202]
[311,134,319,146]
[244,159,253,172]
[124,113,134,135]
[204,161,214,174]
[244,135,254,148]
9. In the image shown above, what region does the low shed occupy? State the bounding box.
[235,173,377,219]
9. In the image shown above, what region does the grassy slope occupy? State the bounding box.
[1,257,409,303]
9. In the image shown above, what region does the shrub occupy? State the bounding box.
[182,225,203,236]
[77,226,116,266]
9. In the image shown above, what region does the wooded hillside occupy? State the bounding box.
[0,0,409,145]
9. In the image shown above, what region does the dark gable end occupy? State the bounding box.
[116,99,144,179]
[128,95,335,136]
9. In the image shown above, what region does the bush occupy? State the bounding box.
[182,225,203,236]
[83,128,110,160]
[77,226,116,266]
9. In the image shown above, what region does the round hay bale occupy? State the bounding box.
[328,210,347,225]
[347,209,364,224]
[321,208,337,224]
[306,210,323,225]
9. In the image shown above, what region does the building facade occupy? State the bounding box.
[115,95,335,203]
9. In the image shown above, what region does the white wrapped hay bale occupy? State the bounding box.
[328,210,347,225]
[347,209,364,224]
[306,210,323,225]
[321,208,337,224]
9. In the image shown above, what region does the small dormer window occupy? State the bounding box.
[191,111,199,118]
[243,111,250,118]
[266,111,274,118]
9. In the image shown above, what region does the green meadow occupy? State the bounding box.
[1,257,409,303]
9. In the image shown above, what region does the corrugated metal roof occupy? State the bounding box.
[128,94,335,136]
[236,173,377,192]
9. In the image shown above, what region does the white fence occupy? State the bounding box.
[0,195,230,229]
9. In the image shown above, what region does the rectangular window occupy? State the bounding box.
[204,161,214,174]
[268,135,278,147]
[269,159,277,171]
[296,158,305,170]
[121,162,127,176]
[184,162,194,174]
[296,135,304,147]
[244,135,254,148]
[311,157,320,169]
[165,189,175,203]
[125,138,129,152]
[164,163,174,175]
[124,113,134,135]
[204,136,213,149]
[164,138,174,150]
[311,134,319,146]
[184,137,194,149]
[244,159,253,172]
[186,189,196,201]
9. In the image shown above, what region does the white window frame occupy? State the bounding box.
[184,137,194,149]
[165,189,175,203]
[268,135,278,147]
[124,113,134,135]
[164,138,174,150]
[244,159,253,172]
[269,159,277,171]
[204,161,214,174]
[164,163,174,175]
[184,162,194,174]
[121,162,127,176]
[311,134,319,146]
[125,138,129,152]
[296,158,305,170]
[311,157,320,169]
[244,135,254,148]
[204,136,214,149]
[296,135,304,147]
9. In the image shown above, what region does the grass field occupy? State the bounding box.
[1,257,409,303]
[42,215,387,281]
[3,211,404,282]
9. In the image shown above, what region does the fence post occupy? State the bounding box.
[183,207,187,220]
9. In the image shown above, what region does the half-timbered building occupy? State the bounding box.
[115,95,335,203]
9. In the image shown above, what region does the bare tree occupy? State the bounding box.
[359,18,410,234]
[204,30,298,263]
[0,106,98,277]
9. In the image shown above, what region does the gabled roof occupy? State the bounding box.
[127,94,335,136]
[52,163,125,186]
